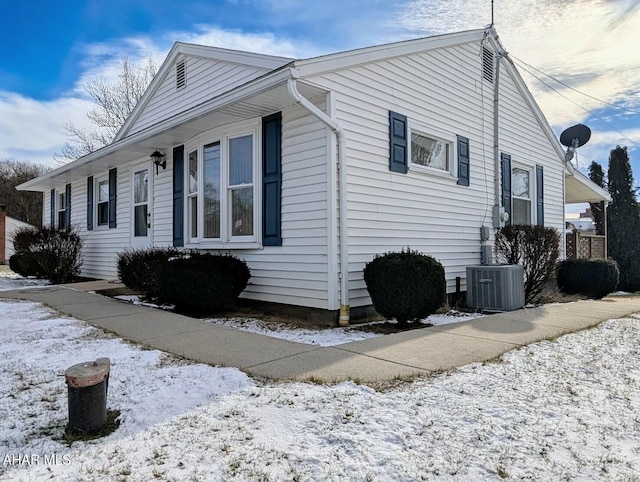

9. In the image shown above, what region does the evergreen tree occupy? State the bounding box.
[607,146,640,291]
[588,161,606,235]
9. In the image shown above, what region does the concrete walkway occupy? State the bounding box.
[4,281,640,383]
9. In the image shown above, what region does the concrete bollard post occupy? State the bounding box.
[65,358,111,435]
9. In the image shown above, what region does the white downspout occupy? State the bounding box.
[493,53,502,210]
[287,77,350,326]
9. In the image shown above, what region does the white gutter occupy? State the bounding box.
[287,77,350,326]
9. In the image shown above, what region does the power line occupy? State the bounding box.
[511,57,638,149]
[511,55,640,116]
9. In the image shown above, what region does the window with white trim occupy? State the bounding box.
[410,127,453,175]
[58,192,67,229]
[188,149,198,241]
[97,179,109,226]
[512,165,532,225]
[185,122,258,246]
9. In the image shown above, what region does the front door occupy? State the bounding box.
[131,162,152,248]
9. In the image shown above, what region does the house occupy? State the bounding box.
[18,27,609,324]
[0,205,34,264]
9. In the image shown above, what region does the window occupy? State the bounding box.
[58,192,67,228]
[185,123,257,246]
[97,179,109,226]
[410,130,451,173]
[133,169,148,237]
[228,135,254,237]
[512,166,532,225]
[203,142,221,238]
[188,150,198,240]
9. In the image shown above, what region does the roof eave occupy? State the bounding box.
[18,66,297,192]
[294,28,486,77]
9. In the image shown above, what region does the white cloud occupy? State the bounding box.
[399,0,640,129]
[3,1,639,171]
[0,91,95,166]
[166,24,317,59]
[571,126,640,171]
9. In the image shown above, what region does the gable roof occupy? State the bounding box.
[295,28,486,77]
[114,42,294,141]
[19,27,607,204]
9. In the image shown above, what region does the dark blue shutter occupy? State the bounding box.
[389,111,408,173]
[87,176,94,231]
[65,183,71,228]
[457,135,470,186]
[108,168,117,228]
[50,189,55,226]
[501,153,512,226]
[173,145,184,247]
[262,112,282,246]
[536,164,544,226]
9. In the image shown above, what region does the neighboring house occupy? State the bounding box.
[19,27,609,323]
[0,205,33,264]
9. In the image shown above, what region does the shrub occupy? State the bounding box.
[117,247,184,300]
[9,253,41,277]
[10,226,83,284]
[495,225,560,304]
[11,226,40,255]
[363,248,445,325]
[557,258,619,299]
[157,253,251,314]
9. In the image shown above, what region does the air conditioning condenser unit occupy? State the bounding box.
[466,264,525,311]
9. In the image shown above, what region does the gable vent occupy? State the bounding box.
[176,58,186,90]
[482,47,494,83]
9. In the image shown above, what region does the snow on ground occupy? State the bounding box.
[115,294,485,346]
[0,267,49,291]
[1,273,640,480]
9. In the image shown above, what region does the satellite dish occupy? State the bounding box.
[560,124,591,148]
[560,123,591,165]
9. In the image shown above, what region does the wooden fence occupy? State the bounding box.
[565,231,606,259]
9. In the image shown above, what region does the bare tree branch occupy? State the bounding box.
[55,57,156,165]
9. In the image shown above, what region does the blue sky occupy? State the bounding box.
[1,0,639,197]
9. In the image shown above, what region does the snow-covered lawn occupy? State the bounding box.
[2,274,640,480]
[0,266,49,291]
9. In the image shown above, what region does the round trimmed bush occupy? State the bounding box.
[9,253,41,277]
[117,247,184,300]
[10,226,83,284]
[557,258,619,299]
[157,253,251,314]
[363,248,446,324]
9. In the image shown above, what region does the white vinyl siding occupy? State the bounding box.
[62,169,130,279]
[498,68,564,241]
[305,41,564,307]
[238,103,331,308]
[127,57,273,137]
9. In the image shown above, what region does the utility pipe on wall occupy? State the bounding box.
[287,77,351,326]
[493,51,502,211]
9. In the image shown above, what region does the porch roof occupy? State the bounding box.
[565,168,610,204]
[18,68,326,192]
